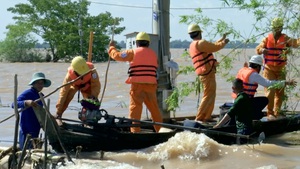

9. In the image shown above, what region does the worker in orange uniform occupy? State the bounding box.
[188,24,229,123]
[55,56,101,125]
[256,17,300,117]
[108,32,162,133]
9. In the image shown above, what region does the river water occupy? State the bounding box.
[0,49,300,168]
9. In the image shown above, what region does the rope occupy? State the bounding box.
[99,18,115,106]
[99,56,111,106]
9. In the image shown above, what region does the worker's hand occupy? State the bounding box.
[262,48,268,55]
[214,61,219,67]
[87,96,98,101]
[224,38,230,44]
[222,32,230,40]
[286,79,297,87]
[25,100,38,107]
[109,40,115,47]
[55,113,62,119]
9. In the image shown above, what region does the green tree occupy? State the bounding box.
[6,0,125,62]
[167,0,300,114]
[0,22,41,62]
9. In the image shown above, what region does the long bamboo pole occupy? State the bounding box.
[38,93,74,164]
[11,74,19,168]
[0,68,96,124]
[87,31,94,62]
[63,112,250,139]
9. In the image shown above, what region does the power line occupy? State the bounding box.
[89,1,240,10]
[89,1,150,9]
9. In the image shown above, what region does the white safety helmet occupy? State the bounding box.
[249,55,263,66]
[188,24,202,34]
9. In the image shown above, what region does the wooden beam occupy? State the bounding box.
[87,31,94,62]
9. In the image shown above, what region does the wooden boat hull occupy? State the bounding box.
[50,123,177,152]
[33,105,300,152]
[178,114,300,145]
[33,106,177,153]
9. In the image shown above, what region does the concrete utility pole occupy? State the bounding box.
[78,0,83,56]
[152,0,172,119]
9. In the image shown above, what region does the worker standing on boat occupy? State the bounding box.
[55,56,101,125]
[214,78,253,144]
[256,17,300,117]
[108,32,163,133]
[234,55,296,119]
[187,24,229,123]
[12,72,51,149]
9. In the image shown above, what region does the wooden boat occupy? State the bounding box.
[176,112,300,145]
[33,103,300,153]
[32,106,177,153]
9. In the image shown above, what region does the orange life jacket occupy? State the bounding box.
[68,62,94,91]
[126,47,158,84]
[189,40,216,76]
[232,67,258,98]
[264,33,287,66]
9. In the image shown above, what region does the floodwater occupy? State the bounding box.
[0,49,300,169]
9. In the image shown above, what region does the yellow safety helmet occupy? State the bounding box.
[136,32,150,42]
[271,17,284,29]
[71,56,89,75]
[188,24,202,34]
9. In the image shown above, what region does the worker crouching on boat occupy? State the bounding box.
[187,24,229,123]
[12,72,51,149]
[214,78,253,144]
[108,32,163,133]
[234,55,296,119]
[55,56,101,125]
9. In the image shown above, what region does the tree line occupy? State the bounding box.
[0,0,297,63]
[35,40,259,49]
[0,0,124,63]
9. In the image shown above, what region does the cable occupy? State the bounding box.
[88,1,270,10]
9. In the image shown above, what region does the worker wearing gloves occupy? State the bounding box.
[188,24,229,123]
[55,56,101,125]
[234,55,296,119]
[108,32,163,133]
[256,17,300,117]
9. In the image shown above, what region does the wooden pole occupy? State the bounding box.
[38,93,74,164]
[87,31,94,62]
[62,113,250,139]
[11,74,19,168]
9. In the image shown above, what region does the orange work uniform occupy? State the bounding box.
[234,67,258,98]
[256,33,300,116]
[56,62,101,117]
[108,46,163,133]
[189,39,227,122]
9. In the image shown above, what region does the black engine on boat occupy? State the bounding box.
[78,98,102,123]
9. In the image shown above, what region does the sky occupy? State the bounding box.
[0,0,256,42]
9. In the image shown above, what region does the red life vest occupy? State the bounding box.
[264,33,287,66]
[126,47,158,84]
[232,67,258,98]
[68,62,94,91]
[189,41,217,76]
